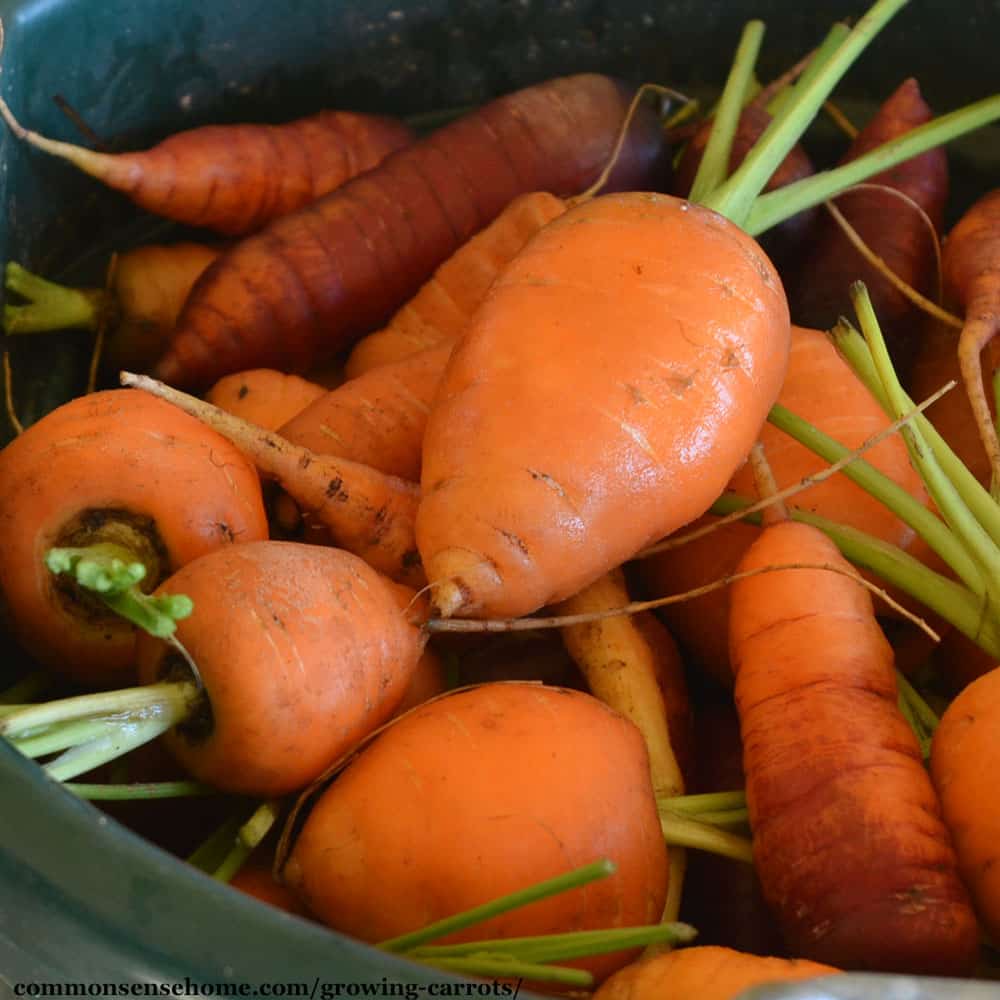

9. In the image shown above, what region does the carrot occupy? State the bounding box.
[730,519,979,973]
[931,665,1000,943]
[343,192,568,377]
[638,324,929,685]
[205,369,326,432]
[789,78,949,376]
[4,242,220,373]
[121,371,424,587]
[1,540,427,795]
[0,388,268,685]
[230,856,313,919]
[941,189,1000,489]
[277,344,451,481]
[280,682,670,984]
[151,73,671,388]
[389,647,447,718]
[592,946,838,1000]
[0,99,415,235]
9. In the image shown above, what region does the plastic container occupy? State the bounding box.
[1,1,999,995]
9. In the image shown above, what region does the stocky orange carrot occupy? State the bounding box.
[593,947,838,1000]
[931,666,1000,942]
[134,541,426,796]
[344,192,568,377]
[4,242,220,373]
[418,192,790,621]
[0,104,415,235]
[730,520,979,974]
[205,369,326,432]
[640,324,928,685]
[122,372,423,588]
[278,345,451,481]
[151,74,670,388]
[0,388,268,685]
[281,682,669,985]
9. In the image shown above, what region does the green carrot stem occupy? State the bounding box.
[0,671,52,705]
[710,494,1000,658]
[414,954,591,987]
[188,813,248,873]
[832,320,1000,549]
[852,283,1000,601]
[65,780,216,800]
[378,859,616,953]
[767,403,984,597]
[406,922,698,964]
[896,670,940,736]
[658,790,747,814]
[659,813,754,863]
[0,680,199,738]
[688,20,765,203]
[45,714,179,782]
[671,808,749,829]
[703,0,906,224]
[46,544,193,639]
[3,261,105,335]
[746,93,1000,235]
[213,799,283,883]
[764,23,851,119]
[10,716,121,758]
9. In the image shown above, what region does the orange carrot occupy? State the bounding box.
[418,191,790,621]
[0,388,268,685]
[344,192,568,377]
[593,946,838,1000]
[122,372,423,588]
[280,682,669,984]
[230,856,313,919]
[730,519,979,973]
[790,78,949,375]
[0,104,414,235]
[132,540,426,796]
[151,74,670,388]
[640,324,928,685]
[931,665,1000,943]
[389,647,447,718]
[205,369,326,432]
[4,242,220,373]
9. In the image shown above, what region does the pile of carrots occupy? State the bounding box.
[5,0,1000,996]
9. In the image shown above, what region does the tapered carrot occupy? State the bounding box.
[151,73,671,388]
[343,192,568,377]
[4,243,221,374]
[0,99,415,235]
[730,519,979,973]
[280,682,670,985]
[790,78,949,375]
[205,369,326,432]
[931,666,1000,943]
[0,388,268,685]
[121,372,422,586]
[592,946,838,1000]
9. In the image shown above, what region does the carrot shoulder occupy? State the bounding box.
[730,519,979,974]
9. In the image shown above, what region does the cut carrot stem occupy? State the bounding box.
[46,544,194,638]
[658,812,754,863]
[212,799,283,883]
[831,319,1000,549]
[65,780,216,800]
[688,20,765,202]
[187,813,249,873]
[767,404,983,595]
[3,262,105,334]
[746,94,1000,234]
[378,858,616,953]
[705,0,907,224]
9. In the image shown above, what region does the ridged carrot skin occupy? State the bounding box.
[135,541,425,796]
[153,74,671,389]
[730,520,979,974]
[417,191,790,620]
[281,682,669,985]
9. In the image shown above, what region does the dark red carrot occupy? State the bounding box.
[151,73,672,389]
[0,102,415,236]
[789,78,949,375]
